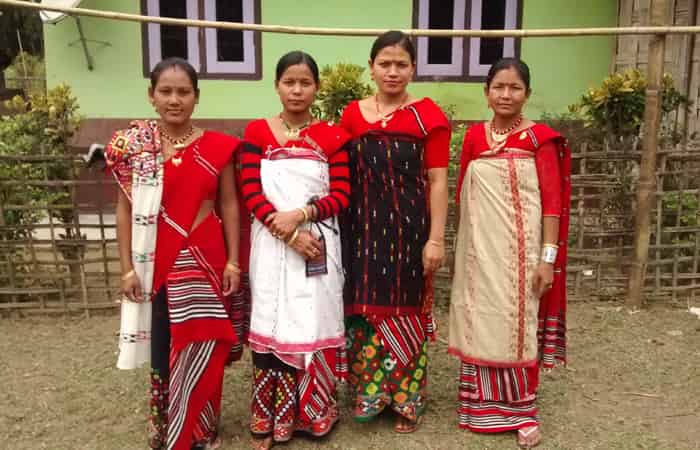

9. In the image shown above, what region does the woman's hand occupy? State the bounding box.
[222,263,241,296]
[121,271,143,302]
[532,262,554,298]
[289,230,322,260]
[265,210,304,241]
[422,240,445,275]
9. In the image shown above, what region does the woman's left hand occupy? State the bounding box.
[222,265,241,296]
[532,262,554,298]
[265,210,303,241]
[422,241,445,275]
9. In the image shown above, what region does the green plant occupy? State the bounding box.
[572,69,690,139]
[312,63,374,123]
[448,123,466,180]
[0,83,82,238]
[662,191,699,228]
[0,83,83,286]
[4,51,46,96]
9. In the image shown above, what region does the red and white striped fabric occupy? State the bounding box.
[458,362,539,432]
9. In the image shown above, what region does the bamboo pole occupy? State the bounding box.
[626,0,670,308]
[679,0,698,138]
[1,0,700,37]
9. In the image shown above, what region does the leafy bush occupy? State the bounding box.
[572,69,690,140]
[4,51,46,96]
[0,83,82,241]
[312,63,374,123]
[662,192,698,228]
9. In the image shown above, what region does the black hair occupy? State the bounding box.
[149,57,200,96]
[370,30,416,63]
[486,57,531,92]
[275,51,320,84]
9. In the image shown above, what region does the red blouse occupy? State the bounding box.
[457,122,562,217]
[339,97,450,169]
[240,119,351,223]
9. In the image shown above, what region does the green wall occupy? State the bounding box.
[44,0,617,120]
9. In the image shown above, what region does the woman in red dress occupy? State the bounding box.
[449,58,571,448]
[106,57,244,450]
[239,51,351,450]
[339,31,451,433]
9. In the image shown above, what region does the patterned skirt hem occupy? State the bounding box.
[457,419,538,433]
[458,400,538,433]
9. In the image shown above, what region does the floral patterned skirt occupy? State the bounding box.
[346,316,428,423]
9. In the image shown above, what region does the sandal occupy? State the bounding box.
[250,436,273,450]
[310,407,340,437]
[517,426,541,449]
[273,421,294,443]
[394,415,422,434]
[250,416,273,436]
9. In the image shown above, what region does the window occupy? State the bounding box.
[142,0,261,79]
[413,0,521,81]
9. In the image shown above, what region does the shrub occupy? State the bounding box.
[4,51,46,96]
[0,83,82,241]
[312,63,374,123]
[572,69,690,140]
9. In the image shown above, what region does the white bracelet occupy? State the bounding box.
[541,244,558,264]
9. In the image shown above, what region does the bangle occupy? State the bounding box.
[226,262,241,274]
[297,207,309,223]
[286,228,299,245]
[541,244,558,264]
[121,269,135,281]
[427,239,444,247]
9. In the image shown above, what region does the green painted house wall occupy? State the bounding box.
[44,0,617,121]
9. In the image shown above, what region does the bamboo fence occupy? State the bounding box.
[3,0,700,314]
[0,152,118,316]
[1,131,699,315]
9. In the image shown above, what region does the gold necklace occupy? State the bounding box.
[159,124,195,166]
[375,93,409,128]
[279,114,311,140]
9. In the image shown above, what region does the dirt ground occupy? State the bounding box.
[1,300,699,450]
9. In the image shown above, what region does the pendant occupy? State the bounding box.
[285,129,300,139]
[381,120,387,128]
[173,143,186,150]
[172,156,182,166]
[491,131,507,143]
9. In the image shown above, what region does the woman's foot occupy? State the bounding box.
[310,407,340,437]
[394,415,421,434]
[517,426,541,448]
[205,437,222,450]
[250,435,273,450]
[273,422,294,443]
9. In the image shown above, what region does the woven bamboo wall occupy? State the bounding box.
[0,153,119,316]
[615,0,700,136]
[2,135,700,315]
